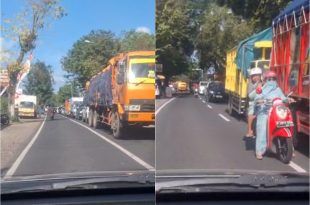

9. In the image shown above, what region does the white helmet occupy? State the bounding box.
[250,67,262,76]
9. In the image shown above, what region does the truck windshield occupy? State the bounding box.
[20,102,34,108]
[129,63,155,82]
[257,60,270,70]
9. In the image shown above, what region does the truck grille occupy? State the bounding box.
[140,104,155,112]
[129,99,155,112]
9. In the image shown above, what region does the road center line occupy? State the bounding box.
[3,117,46,179]
[218,113,230,122]
[68,118,155,171]
[155,97,175,116]
[289,161,307,173]
[202,100,206,103]
[207,104,213,109]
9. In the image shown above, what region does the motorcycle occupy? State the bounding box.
[194,88,198,98]
[253,92,294,164]
[47,108,55,120]
[0,114,9,126]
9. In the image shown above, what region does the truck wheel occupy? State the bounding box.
[276,137,293,164]
[93,111,99,129]
[88,109,93,127]
[111,112,125,139]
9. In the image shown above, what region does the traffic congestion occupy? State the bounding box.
[1,0,309,204]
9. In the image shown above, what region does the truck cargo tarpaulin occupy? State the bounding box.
[273,0,309,23]
[87,67,112,107]
[235,28,272,77]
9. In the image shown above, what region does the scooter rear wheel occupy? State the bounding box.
[276,137,293,164]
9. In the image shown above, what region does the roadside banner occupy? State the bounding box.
[15,53,33,102]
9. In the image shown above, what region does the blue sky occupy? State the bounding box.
[2,0,155,91]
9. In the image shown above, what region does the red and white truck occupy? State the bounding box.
[270,0,309,147]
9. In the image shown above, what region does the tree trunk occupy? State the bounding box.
[8,84,18,120]
[17,50,25,65]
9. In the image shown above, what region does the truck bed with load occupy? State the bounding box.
[270,0,309,146]
[225,28,272,116]
[84,50,155,138]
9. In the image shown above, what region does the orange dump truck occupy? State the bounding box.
[85,51,155,138]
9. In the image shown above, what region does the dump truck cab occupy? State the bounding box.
[86,50,155,138]
[115,51,155,125]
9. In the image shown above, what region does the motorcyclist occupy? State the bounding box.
[253,71,294,160]
[246,67,263,137]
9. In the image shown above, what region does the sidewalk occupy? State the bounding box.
[1,118,44,177]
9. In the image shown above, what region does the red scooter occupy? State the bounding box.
[253,93,294,164]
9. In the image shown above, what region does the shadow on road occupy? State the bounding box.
[93,123,155,140]
[1,168,8,178]
[243,136,255,151]
[123,127,155,140]
[18,118,44,124]
[295,134,309,158]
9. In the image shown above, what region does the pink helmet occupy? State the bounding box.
[264,70,277,79]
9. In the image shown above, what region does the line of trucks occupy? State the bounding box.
[64,51,155,139]
[225,0,309,147]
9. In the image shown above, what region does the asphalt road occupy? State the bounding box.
[156,95,309,173]
[8,114,154,178]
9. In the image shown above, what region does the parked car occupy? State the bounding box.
[198,81,209,95]
[82,106,89,122]
[74,104,83,120]
[204,81,226,102]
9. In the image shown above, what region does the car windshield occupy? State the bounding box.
[1,0,155,194]
[1,0,309,198]
[20,102,34,108]
[154,0,309,195]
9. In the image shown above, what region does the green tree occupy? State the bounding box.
[57,83,79,104]
[216,0,291,31]
[196,3,253,72]
[24,61,54,105]
[61,30,119,87]
[156,0,195,79]
[120,30,155,52]
[2,0,65,118]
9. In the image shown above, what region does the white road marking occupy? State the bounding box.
[155,98,175,116]
[207,104,213,109]
[202,100,206,103]
[289,161,307,173]
[3,118,46,179]
[68,118,155,171]
[218,113,230,122]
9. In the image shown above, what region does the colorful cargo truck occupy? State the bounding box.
[270,0,309,146]
[225,28,272,115]
[84,51,155,138]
